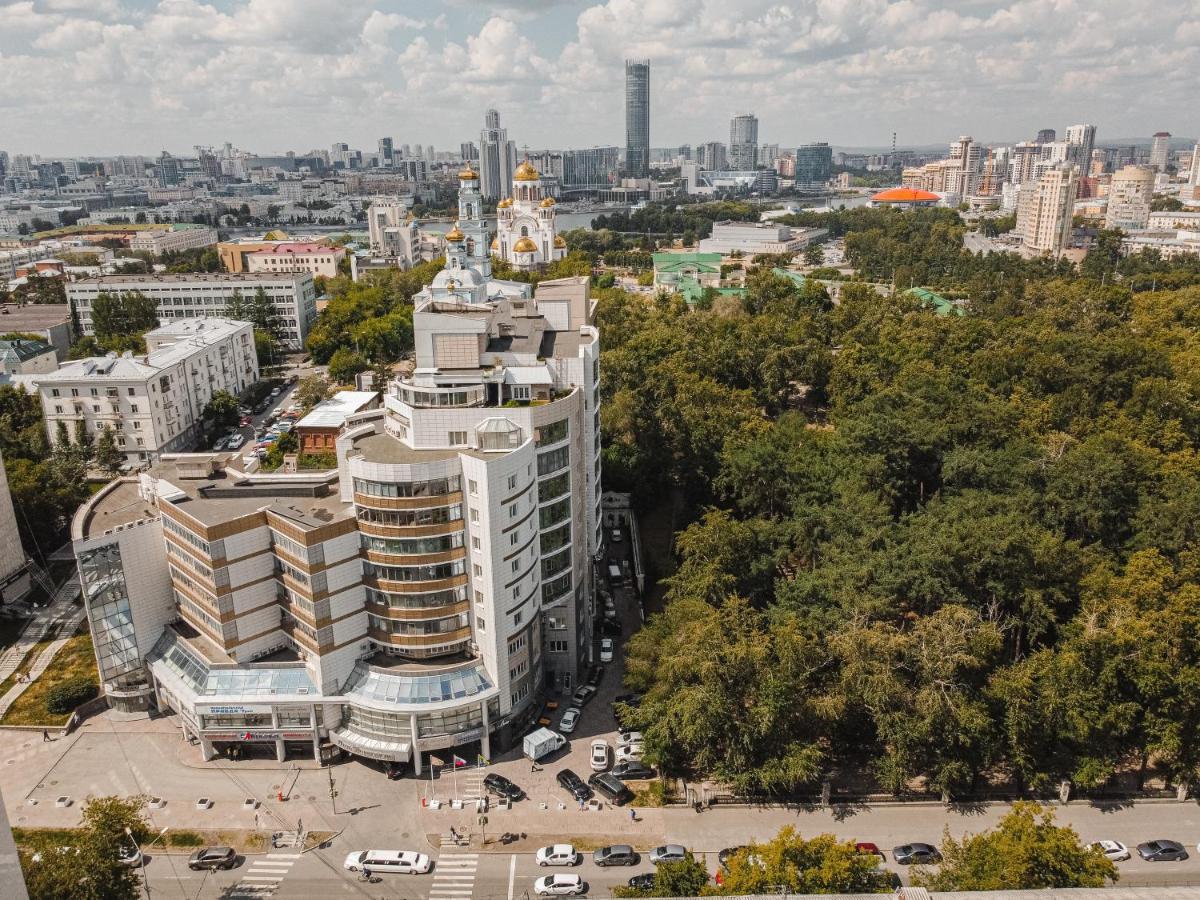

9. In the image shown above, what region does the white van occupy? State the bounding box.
[343,850,432,874]
[607,563,622,584]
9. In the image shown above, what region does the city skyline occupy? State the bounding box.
[1,0,1198,156]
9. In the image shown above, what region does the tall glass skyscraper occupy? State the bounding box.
[625,60,650,178]
[729,113,759,170]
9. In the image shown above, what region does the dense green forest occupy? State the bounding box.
[600,256,1200,799]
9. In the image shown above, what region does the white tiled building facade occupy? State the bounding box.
[69,183,603,769]
[68,273,317,349]
[39,318,258,466]
[128,226,219,255]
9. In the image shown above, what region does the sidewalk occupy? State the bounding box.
[0,606,87,718]
[0,575,84,719]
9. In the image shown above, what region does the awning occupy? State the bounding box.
[329,728,411,762]
[503,367,552,385]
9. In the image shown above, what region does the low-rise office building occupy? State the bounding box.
[697,220,825,255]
[245,242,346,279]
[295,391,381,453]
[68,273,317,349]
[128,226,219,255]
[0,338,57,375]
[39,318,259,466]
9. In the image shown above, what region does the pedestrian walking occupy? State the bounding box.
[629,808,637,823]
[42,729,50,742]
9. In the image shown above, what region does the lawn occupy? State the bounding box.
[1,625,99,727]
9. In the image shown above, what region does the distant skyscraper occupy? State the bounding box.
[729,113,759,170]
[1016,164,1077,255]
[1064,124,1096,166]
[677,144,692,161]
[1035,128,1056,144]
[378,137,394,167]
[460,142,479,163]
[155,151,181,187]
[1104,165,1155,230]
[624,60,650,178]
[1189,142,1200,187]
[794,142,833,186]
[698,142,727,171]
[479,108,516,200]
[1150,131,1172,172]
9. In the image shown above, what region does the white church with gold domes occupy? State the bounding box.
[492,159,568,272]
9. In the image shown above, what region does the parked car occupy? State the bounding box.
[239,416,252,427]
[599,617,623,636]
[483,773,525,801]
[892,843,941,865]
[534,874,585,896]
[600,638,614,662]
[117,844,142,867]
[587,772,634,806]
[1090,841,1130,862]
[718,846,749,868]
[611,528,623,542]
[226,434,246,450]
[556,769,592,802]
[536,844,580,867]
[590,739,609,772]
[855,842,884,859]
[615,743,644,763]
[603,596,617,620]
[188,847,237,871]
[617,730,644,746]
[212,436,229,451]
[649,845,689,865]
[593,845,639,867]
[611,761,655,781]
[571,685,597,707]
[558,707,581,733]
[342,850,431,874]
[586,664,604,686]
[628,873,656,891]
[1138,840,1188,862]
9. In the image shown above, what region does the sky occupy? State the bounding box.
[1,0,1198,157]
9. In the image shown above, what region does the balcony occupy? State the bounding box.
[367,625,473,648]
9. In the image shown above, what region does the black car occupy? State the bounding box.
[598,618,623,636]
[586,665,605,686]
[892,843,941,865]
[188,847,237,871]
[628,873,656,890]
[611,761,655,781]
[1138,840,1189,862]
[483,773,525,801]
[386,762,404,780]
[587,772,635,806]
[557,768,593,802]
[718,846,749,868]
[593,845,639,867]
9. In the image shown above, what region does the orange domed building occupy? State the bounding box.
[869,187,941,208]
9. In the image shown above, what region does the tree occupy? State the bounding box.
[328,346,369,384]
[714,828,892,895]
[94,425,124,476]
[20,794,146,900]
[916,802,1116,890]
[201,390,239,432]
[804,242,824,267]
[91,291,158,342]
[73,419,94,459]
[615,854,710,897]
[293,374,331,411]
[253,329,279,368]
[371,358,392,392]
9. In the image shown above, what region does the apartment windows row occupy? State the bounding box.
[365,559,466,583]
[539,498,571,531]
[362,532,464,556]
[540,522,571,555]
[49,386,138,399]
[538,471,570,504]
[356,504,463,527]
[535,418,569,447]
[536,445,570,477]
[366,585,468,610]
[163,516,211,556]
[367,612,467,635]
[165,541,213,581]
[353,475,462,498]
[541,572,572,604]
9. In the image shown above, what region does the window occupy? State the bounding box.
[469,479,478,495]
[473,564,483,577]
[51,389,59,398]
[477,617,486,631]
[511,560,519,573]
[508,504,518,518]
[470,507,479,523]
[471,536,481,551]
[512,587,520,600]
[548,640,569,653]
[449,430,467,446]
[510,385,531,401]
[133,421,141,429]
[127,387,135,396]
[536,419,569,447]
[131,404,139,413]
[513,611,523,626]
[55,405,62,414]
[510,532,519,547]
[507,474,517,490]
[474,590,484,603]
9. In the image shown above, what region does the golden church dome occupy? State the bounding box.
[458,165,478,180]
[445,224,465,241]
[514,160,540,182]
[513,237,538,253]
[554,235,567,248]
[539,197,556,208]
[491,238,500,250]
[497,197,513,208]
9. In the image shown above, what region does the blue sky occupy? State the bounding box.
[1,0,1197,157]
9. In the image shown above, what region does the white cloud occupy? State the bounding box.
[0,0,1196,155]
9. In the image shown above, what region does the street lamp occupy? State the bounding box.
[127,825,169,900]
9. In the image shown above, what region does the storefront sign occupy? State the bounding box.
[418,727,483,751]
[196,704,274,715]
[202,730,313,742]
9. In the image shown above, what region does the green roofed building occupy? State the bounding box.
[906,286,964,316]
[771,267,808,289]
[652,252,723,304]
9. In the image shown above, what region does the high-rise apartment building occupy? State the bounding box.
[697,142,727,171]
[460,142,479,163]
[562,147,620,188]
[1150,132,1172,172]
[378,137,394,167]
[624,60,650,178]
[794,143,832,186]
[1016,164,1078,255]
[729,113,759,170]
[1189,143,1200,187]
[1104,164,1155,230]
[1035,128,1056,145]
[70,194,603,767]
[1064,124,1096,166]
[480,109,517,201]
[947,135,983,197]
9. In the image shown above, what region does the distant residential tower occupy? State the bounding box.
[624,60,650,178]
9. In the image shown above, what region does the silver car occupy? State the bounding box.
[649,844,688,864]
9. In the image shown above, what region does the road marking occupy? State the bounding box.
[508,853,516,900]
[269,853,302,859]
[241,876,284,882]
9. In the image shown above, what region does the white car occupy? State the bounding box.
[611,528,622,542]
[226,434,246,450]
[617,731,644,747]
[342,850,432,874]
[1091,840,1131,861]
[600,638,614,662]
[536,844,580,867]
[615,742,644,763]
[559,707,581,733]
[590,739,609,772]
[535,873,585,896]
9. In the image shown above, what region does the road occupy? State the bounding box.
[204,356,326,455]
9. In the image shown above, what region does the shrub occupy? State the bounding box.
[45,677,97,714]
[168,831,205,847]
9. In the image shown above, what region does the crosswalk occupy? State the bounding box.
[227,852,300,897]
[430,852,478,899]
